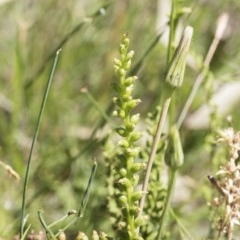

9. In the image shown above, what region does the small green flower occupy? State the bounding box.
[92,230,99,240]
[98,231,110,240]
[75,232,89,240]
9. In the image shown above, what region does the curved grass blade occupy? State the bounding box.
[19,224,31,240]
[38,210,56,240]
[129,28,166,76]
[19,49,61,238]
[53,161,97,237]
[78,160,97,217]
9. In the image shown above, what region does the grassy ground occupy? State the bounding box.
[1,0,240,239]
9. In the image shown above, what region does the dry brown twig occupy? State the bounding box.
[0,161,20,181]
[209,128,240,240]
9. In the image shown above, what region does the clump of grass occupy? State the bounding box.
[1,1,239,240]
[20,49,62,239]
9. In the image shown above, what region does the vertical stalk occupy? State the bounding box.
[138,94,172,218]
[19,49,61,238]
[167,0,176,63]
[138,25,193,221]
[157,169,177,239]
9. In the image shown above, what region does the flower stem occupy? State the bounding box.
[138,94,172,218]
[157,168,177,240]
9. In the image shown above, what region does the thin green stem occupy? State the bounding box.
[125,146,134,237]
[126,186,136,239]
[38,211,57,240]
[19,224,31,240]
[78,161,97,217]
[19,49,61,238]
[176,69,207,129]
[157,168,177,240]
[170,208,193,240]
[81,87,112,124]
[167,0,177,127]
[25,3,113,89]
[48,214,70,228]
[130,29,166,76]
[37,161,97,238]
[167,0,176,63]
[138,23,192,233]
[138,93,172,218]
[55,218,78,238]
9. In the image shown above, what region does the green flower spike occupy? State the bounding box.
[112,34,144,240]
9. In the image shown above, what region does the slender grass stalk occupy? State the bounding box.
[156,123,184,238]
[37,161,97,238]
[56,161,97,236]
[48,211,77,228]
[157,168,177,240]
[170,208,193,240]
[80,87,112,124]
[19,49,61,238]
[19,224,31,240]
[38,211,56,240]
[167,0,177,63]
[177,13,229,128]
[138,95,172,218]
[78,161,97,217]
[25,3,112,89]
[129,28,166,76]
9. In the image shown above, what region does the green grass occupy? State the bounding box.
[1,0,240,239]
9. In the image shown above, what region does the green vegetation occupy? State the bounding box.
[1,0,240,239]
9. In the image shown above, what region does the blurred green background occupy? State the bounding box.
[1,0,240,238]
